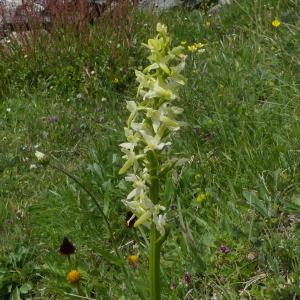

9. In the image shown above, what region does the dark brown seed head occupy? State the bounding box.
[59,237,76,255]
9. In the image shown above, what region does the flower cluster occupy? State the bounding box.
[187,42,206,54]
[128,255,139,268]
[272,19,281,28]
[220,244,230,254]
[67,270,81,284]
[196,193,209,203]
[119,23,186,236]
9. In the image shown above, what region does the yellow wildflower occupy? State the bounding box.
[128,255,139,267]
[188,43,206,54]
[196,193,209,203]
[272,19,281,27]
[67,270,81,284]
[194,42,205,49]
[181,41,187,45]
[113,77,119,84]
[187,45,197,53]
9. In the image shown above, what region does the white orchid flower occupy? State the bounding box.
[126,101,137,127]
[153,214,166,236]
[126,176,148,200]
[131,121,146,132]
[140,130,171,152]
[120,128,140,150]
[133,202,166,229]
[119,23,186,239]
[145,104,184,133]
[119,148,144,175]
[143,80,176,101]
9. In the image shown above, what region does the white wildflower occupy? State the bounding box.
[35,151,45,161]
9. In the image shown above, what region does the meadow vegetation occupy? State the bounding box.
[1,0,300,299]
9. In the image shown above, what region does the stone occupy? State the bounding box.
[209,0,232,15]
[138,0,183,10]
[0,0,49,37]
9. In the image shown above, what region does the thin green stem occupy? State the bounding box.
[49,163,129,278]
[147,151,159,205]
[148,150,162,300]
[67,255,72,268]
[150,224,161,300]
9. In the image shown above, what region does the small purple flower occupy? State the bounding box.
[220,244,230,254]
[184,272,192,285]
[48,115,59,123]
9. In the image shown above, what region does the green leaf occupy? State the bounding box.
[102,180,112,215]
[98,249,123,266]
[243,191,269,218]
[20,283,32,294]
[284,194,300,214]
[90,163,103,180]
[10,287,21,300]
[0,201,8,225]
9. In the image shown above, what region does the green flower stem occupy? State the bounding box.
[148,151,159,205]
[67,255,72,267]
[150,224,161,300]
[148,150,162,300]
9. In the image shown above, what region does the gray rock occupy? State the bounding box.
[209,0,231,15]
[139,0,183,10]
[0,0,49,37]
[139,0,231,12]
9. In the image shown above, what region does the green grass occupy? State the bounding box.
[1,0,300,299]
